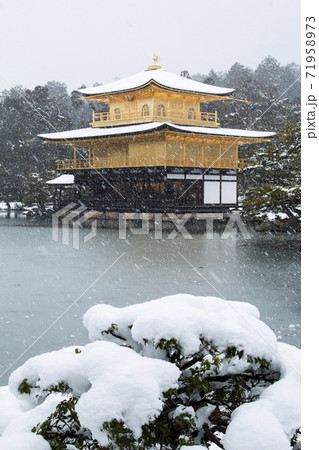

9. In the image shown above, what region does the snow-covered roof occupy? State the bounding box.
[165,123,276,139]
[38,122,275,142]
[78,69,234,97]
[46,174,74,184]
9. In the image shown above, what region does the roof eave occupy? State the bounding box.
[78,79,234,99]
[38,123,275,145]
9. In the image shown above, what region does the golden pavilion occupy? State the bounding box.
[39,57,275,212]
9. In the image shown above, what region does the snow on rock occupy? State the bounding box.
[8,346,88,402]
[75,341,180,446]
[222,402,291,450]
[83,294,278,361]
[0,432,51,450]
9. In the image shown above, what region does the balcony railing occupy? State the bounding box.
[56,156,243,171]
[91,109,219,128]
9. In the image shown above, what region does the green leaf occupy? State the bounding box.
[17,378,32,395]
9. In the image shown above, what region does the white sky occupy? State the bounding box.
[0,0,300,92]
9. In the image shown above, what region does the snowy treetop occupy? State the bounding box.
[84,294,279,361]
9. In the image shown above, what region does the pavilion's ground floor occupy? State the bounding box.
[63,166,238,213]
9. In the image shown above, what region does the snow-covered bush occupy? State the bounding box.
[0,294,300,449]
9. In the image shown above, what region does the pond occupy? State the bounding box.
[0,213,301,385]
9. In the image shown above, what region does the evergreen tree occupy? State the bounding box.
[224,62,254,90]
[22,172,56,215]
[0,83,74,204]
[255,56,283,95]
[197,58,300,132]
[242,124,301,227]
[0,163,23,211]
[202,68,225,86]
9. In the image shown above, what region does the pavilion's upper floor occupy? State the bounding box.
[78,60,238,129]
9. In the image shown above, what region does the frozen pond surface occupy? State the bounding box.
[0,214,300,385]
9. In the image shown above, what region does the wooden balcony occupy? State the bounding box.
[56,156,244,171]
[91,110,219,128]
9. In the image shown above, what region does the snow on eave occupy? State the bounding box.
[38,122,275,143]
[77,69,234,97]
[168,123,276,139]
[38,123,167,142]
[46,174,74,185]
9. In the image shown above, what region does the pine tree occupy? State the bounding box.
[242,124,301,228]
[10,295,292,449]
[22,172,56,215]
